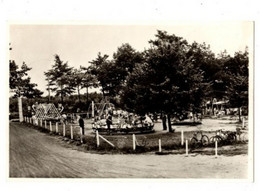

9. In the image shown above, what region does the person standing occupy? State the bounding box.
[61,113,67,124]
[78,115,85,135]
[162,113,167,130]
[106,114,112,134]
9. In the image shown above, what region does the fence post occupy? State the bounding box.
[133,134,136,151]
[49,121,52,132]
[242,117,245,129]
[159,139,162,153]
[70,125,73,139]
[215,140,218,157]
[63,124,66,137]
[185,140,188,156]
[181,130,184,146]
[80,127,83,143]
[56,122,58,133]
[96,130,100,147]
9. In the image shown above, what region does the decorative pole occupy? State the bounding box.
[96,130,100,147]
[49,121,52,132]
[56,122,58,133]
[133,134,136,151]
[185,140,188,156]
[159,139,162,152]
[70,125,73,139]
[18,96,23,122]
[215,141,218,157]
[181,130,184,146]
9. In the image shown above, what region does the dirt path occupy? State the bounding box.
[9,122,248,178]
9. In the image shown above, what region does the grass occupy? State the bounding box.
[21,121,248,155]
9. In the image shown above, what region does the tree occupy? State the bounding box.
[80,66,99,103]
[69,68,85,102]
[89,44,143,99]
[121,30,205,132]
[224,49,249,121]
[21,78,43,98]
[112,43,144,94]
[9,60,43,98]
[44,55,74,103]
[186,42,221,115]
[89,53,112,96]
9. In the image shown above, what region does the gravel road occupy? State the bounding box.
[9,122,248,178]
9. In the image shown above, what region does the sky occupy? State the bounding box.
[9,22,253,96]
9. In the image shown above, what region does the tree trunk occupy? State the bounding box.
[167,113,173,132]
[61,91,63,104]
[86,87,89,103]
[60,85,63,104]
[48,85,50,103]
[162,113,167,130]
[238,107,241,122]
[77,86,81,102]
[211,98,214,115]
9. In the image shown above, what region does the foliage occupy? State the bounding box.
[89,44,143,97]
[44,55,74,103]
[9,92,103,114]
[9,30,249,123]
[9,60,43,98]
[89,53,112,95]
[120,31,207,131]
[224,50,249,109]
[69,68,86,102]
[80,66,99,102]
[122,31,205,115]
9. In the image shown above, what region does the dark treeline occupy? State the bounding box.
[9,30,248,124]
[9,93,103,115]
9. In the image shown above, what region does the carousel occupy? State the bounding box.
[89,99,154,135]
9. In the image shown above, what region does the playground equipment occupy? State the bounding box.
[32,103,63,120]
[87,97,114,118]
[90,98,154,135]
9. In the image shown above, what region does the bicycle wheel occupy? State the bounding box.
[227,133,237,143]
[201,135,209,146]
[210,135,223,145]
[190,137,198,150]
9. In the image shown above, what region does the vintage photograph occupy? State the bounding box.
[8,22,253,179]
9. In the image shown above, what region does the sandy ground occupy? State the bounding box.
[69,117,248,135]
[9,122,248,178]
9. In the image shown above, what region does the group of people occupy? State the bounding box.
[92,112,154,132]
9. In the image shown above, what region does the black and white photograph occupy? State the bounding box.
[8,22,253,179]
[2,1,260,191]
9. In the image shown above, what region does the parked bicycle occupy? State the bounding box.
[209,129,237,146]
[236,127,248,142]
[190,131,209,150]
